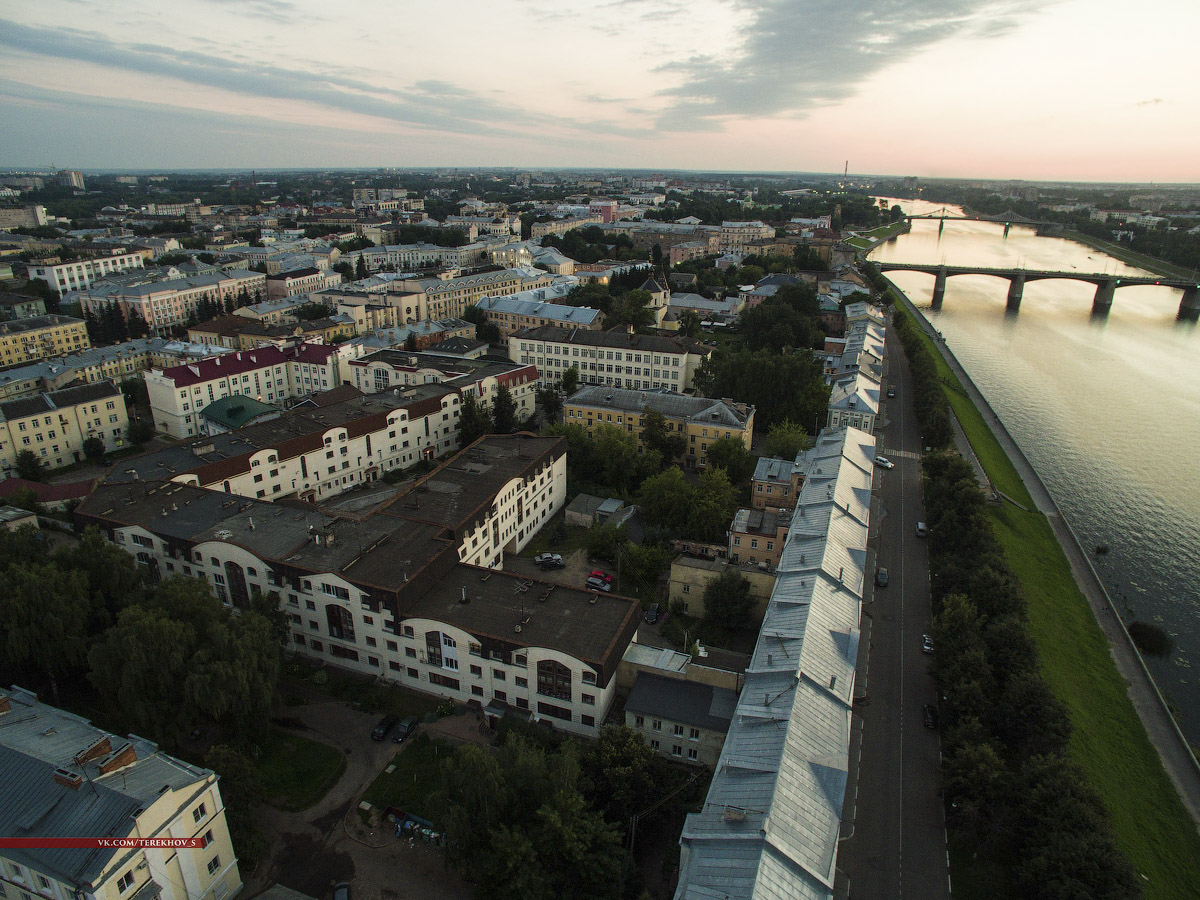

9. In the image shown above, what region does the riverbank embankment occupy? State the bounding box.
[1060,230,1196,280]
[884,277,1200,894]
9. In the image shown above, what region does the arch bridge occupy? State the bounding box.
[877,262,1200,319]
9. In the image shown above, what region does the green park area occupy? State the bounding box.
[255,727,346,812]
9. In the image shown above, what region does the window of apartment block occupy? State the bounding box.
[407,667,419,679]
[470,665,482,677]
[206,857,220,876]
[688,748,698,761]
[581,714,595,727]
[650,739,660,751]
[652,719,662,731]
[673,724,684,737]
[117,873,134,893]
[193,803,207,823]
[689,727,700,740]
[672,745,683,757]
[634,715,644,728]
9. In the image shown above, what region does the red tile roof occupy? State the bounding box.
[159,343,336,387]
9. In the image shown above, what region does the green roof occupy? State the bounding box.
[200,394,279,430]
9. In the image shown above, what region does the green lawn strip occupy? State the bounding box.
[256,726,346,812]
[990,506,1200,899]
[521,514,592,557]
[360,735,452,824]
[891,304,1031,506]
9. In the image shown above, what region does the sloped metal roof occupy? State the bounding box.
[675,426,875,900]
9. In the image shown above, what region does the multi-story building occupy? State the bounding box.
[0,381,128,475]
[186,315,355,351]
[75,268,267,335]
[0,293,47,321]
[510,326,709,392]
[624,673,736,766]
[265,267,327,300]
[751,456,802,512]
[115,385,461,501]
[728,506,791,569]
[717,220,775,253]
[473,288,601,339]
[0,687,242,900]
[0,205,48,230]
[530,215,604,240]
[391,267,558,322]
[675,426,874,900]
[232,294,312,326]
[826,372,880,434]
[0,315,90,368]
[348,350,540,420]
[563,386,753,469]
[79,434,641,737]
[27,252,145,293]
[146,343,346,438]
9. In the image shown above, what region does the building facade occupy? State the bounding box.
[0,687,242,900]
[0,382,129,475]
[510,326,708,392]
[27,252,146,293]
[76,268,267,335]
[563,386,753,469]
[473,289,601,339]
[624,673,736,767]
[0,315,90,369]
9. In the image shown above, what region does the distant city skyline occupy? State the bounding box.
[1,0,1197,182]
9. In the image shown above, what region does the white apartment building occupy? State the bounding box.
[121,385,461,502]
[509,325,709,392]
[27,252,146,293]
[0,687,241,900]
[349,350,540,420]
[0,381,129,475]
[146,343,344,438]
[718,220,775,253]
[473,288,601,339]
[79,435,642,737]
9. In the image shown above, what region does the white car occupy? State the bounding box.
[874,455,895,469]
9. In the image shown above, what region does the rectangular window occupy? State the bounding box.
[672,745,683,757]
[652,719,661,731]
[687,748,698,761]
[581,714,595,727]
[689,727,700,740]
[536,701,572,722]
[207,856,220,876]
[193,803,207,823]
[515,676,527,688]
[407,666,419,679]
[582,694,595,706]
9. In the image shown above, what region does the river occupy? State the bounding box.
[869,197,1200,746]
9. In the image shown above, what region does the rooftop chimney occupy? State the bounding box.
[54,768,83,790]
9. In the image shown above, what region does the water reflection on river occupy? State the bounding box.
[870,198,1200,744]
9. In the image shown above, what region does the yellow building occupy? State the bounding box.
[0,381,129,474]
[0,688,242,900]
[563,385,753,470]
[0,315,90,368]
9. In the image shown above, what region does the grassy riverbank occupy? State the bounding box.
[845,220,907,250]
[1061,230,1195,280]
[894,303,1200,898]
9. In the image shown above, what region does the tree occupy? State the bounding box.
[762,419,808,460]
[205,745,267,867]
[691,467,739,542]
[0,562,91,704]
[640,408,686,461]
[14,449,44,481]
[128,419,155,444]
[703,569,754,629]
[53,526,145,634]
[695,347,829,429]
[677,309,702,338]
[355,254,368,279]
[603,289,655,331]
[581,725,658,826]
[493,385,518,433]
[458,394,494,446]
[82,436,106,462]
[637,467,694,533]
[561,365,579,395]
[705,435,753,483]
[536,386,562,423]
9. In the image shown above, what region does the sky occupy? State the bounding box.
[1,0,1197,181]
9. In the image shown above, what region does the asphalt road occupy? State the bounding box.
[836,320,950,900]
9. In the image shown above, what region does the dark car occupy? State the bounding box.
[922,633,934,655]
[644,602,660,624]
[887,386,896,398]
[392,715,419,743]
[875,567,889,588]
[371,715,398,741]
[923,705,939,729]
[534,552,565,570]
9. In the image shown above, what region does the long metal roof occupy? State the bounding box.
[675,426,875,900]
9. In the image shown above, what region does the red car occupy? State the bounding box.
[589,569,613,585]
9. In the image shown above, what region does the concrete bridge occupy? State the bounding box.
[905,210,1057,227]
[877,262,1200,318]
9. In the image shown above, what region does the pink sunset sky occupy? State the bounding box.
[0,0,1196,181]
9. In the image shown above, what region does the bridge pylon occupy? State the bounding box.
[1006,273,1025,311]
[931,267,947,309]
[1180,287,1200,321]
[1092,277,1118,316]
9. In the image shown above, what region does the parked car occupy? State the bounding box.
[534,552,565,569]
[875,567,889,587]
[371,715,398,741]
[589,569,613,585]
[923,705,939,729]
[874,455,895,469]
[585,575,612,592]
[915,521,928,537]
[922,634,934,654]
[392,716,419,743]
[887,386,896,398]
[644,602,660,624]
[333,884,350,900]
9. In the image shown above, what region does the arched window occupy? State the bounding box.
[537,660,571,701]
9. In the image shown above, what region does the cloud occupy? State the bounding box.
[653,0,1050,129]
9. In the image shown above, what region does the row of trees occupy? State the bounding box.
[890,308,953,449]
[922,454,1141,898]
[83,303,149,344]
